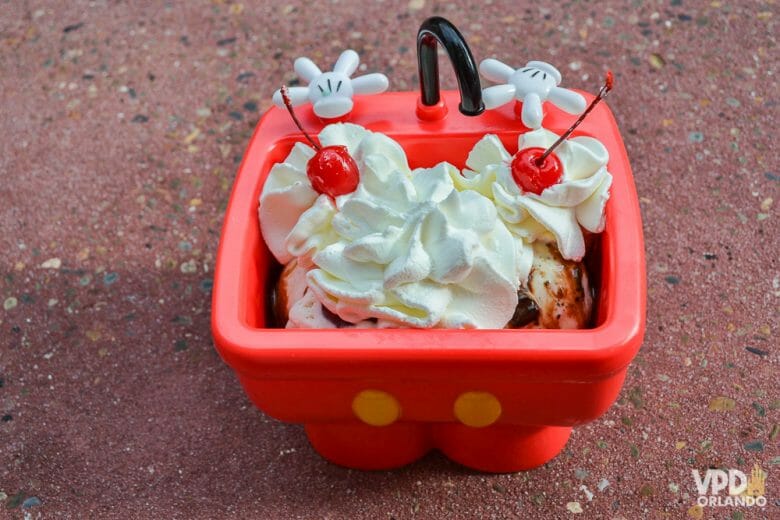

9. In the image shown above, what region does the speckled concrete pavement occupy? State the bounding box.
[1,1,777,518]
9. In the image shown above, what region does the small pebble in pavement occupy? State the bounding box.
[688,131,704,143]
[22,496,42,508]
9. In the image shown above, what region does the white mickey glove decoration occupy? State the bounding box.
[479,59,586,129]
[272,50,389,119]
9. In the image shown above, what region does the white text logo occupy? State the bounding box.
[692,465,767,508]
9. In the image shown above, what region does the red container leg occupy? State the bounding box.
[305,422,431,470]
[431,423,572,473]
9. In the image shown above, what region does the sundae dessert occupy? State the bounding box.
[211,19,645,475]
[260,60,613,330]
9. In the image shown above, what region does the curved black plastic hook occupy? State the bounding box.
[417,16,484,116]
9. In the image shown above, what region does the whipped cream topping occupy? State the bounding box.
[258,142,318,265]
[260,123,524,328]
[454,128,612,261]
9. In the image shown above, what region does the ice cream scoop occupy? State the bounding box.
[524,242,593,329]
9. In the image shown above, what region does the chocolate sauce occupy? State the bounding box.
[321,306,352,328]
[507,292,540,328]
[265,259,284,328]
[583,232,602,328]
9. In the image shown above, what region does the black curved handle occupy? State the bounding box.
[417,16,484,116]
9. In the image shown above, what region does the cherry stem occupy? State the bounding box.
[280,85,320,150]
[536,70,614,166]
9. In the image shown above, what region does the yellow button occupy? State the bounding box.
[352,390,401,426]
[454,391,502,427]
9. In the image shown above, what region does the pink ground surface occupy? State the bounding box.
[1,1,777,518]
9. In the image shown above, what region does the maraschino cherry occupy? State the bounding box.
[510,147,563,195]
[511,71,614,195]
[280,85,359,198]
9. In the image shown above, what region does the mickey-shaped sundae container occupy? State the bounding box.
[212,17,646,472]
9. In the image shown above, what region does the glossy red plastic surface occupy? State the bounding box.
[211,91,646,472]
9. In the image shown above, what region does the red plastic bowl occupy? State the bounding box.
[211,91,646,472]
